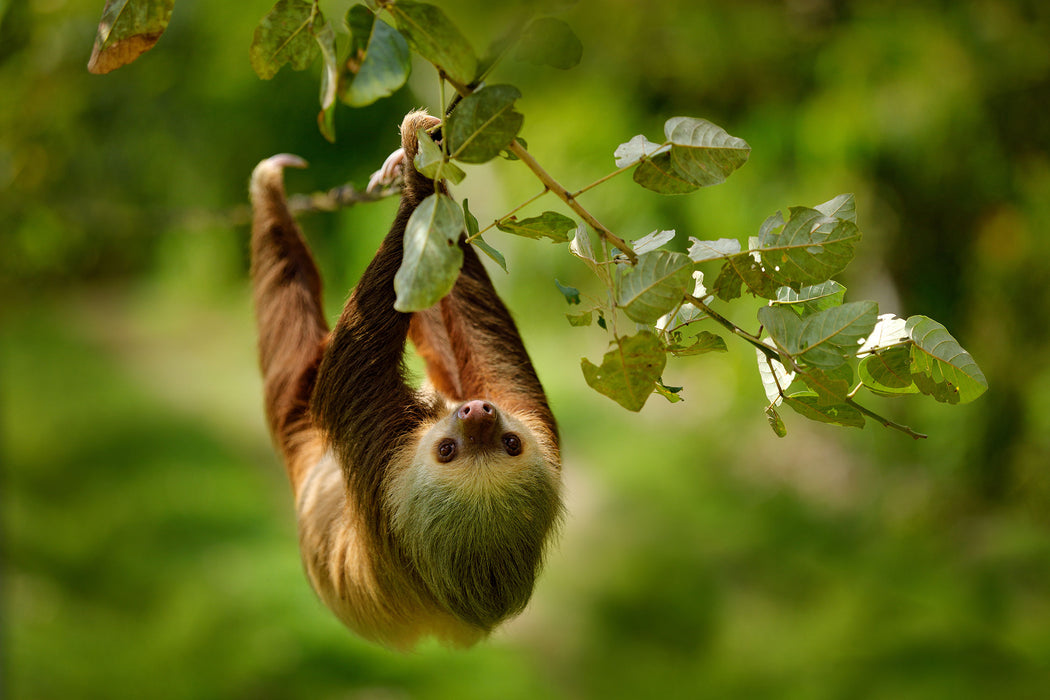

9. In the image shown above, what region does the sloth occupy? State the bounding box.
[248,111,562,649]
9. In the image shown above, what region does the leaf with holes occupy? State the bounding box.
[394,193,464,311]
[756,206,861,289]
[859,346,918,396]
[774,281,846,317]
[581,332,667,412]
[497,211,575,242]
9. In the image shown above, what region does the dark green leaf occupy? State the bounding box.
[250,0,321,80]
[87,0,174,74]
[783,392,865,428]
[906,315,988,404]
[447,84,524,164]
[669,330,726,356]
[340,5,410,107]
[664,117,750,187]
[632,151,700,195]
[800,365,854,405]
[757,305,803,354]
[497,210,575,242]
[394,193,464,311]
[555,279,581,305]
[655,380,685,404]
[712,252,781,301]
[581,332,667,412]
[514,17,582,69]
[617,250,694,324]
[756,206,861,290]
[385,0,476,85]
[859,346,918,396]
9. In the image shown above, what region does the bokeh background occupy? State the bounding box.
[4,0,1050,697]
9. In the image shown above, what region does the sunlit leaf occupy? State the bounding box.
[814,193,857,223]
[664,116,750,187]
[250,0,321,80]
[514,17,582,69]
[906,315,988,404]
[87,0,174,74]
[394,193,464,311]
[447,84,524,164]
[857,314,909,355]
[385,0,476,85]
[687,237,741,263]
[581,332,667,412]
[756,343,796,405]
[614,134,669,168]
[497,211,575,242]
[566,310,592,327]
[340,5,410,107]
[654,380,684,404]
[632,229,675,255]
[617,250,694,324]
[800,365,854,405]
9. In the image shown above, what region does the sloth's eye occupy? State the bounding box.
[437,439,457,463]
[502,434,522,456]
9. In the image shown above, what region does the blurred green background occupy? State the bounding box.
[4,0,1050,697]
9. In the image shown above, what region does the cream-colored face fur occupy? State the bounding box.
[384,401,563,629]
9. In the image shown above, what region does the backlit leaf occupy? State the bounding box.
[757,206,861,290]
[315,20,338,142]
[906,315,988,404]
[795,301,879,368]
[87,0,174,74]
[617,250,694,324]
[782,392,865,428]
[250,0,321,80]
[414,128,466,184]
[664,116,750,187]
[633,151,700,195]
[581,332,667,412]
[859,346,918,396]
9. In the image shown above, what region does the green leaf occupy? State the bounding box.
[617,250,694,324]
[687,237,741,263]
[757,305,802,355]
[815,193,857,223]
[782,392,865,428]
[765,406,788,437]
[774,281,846,316]
[581,332,667,412]
[800,365,854,405]
[795,301,879,368]
[394,193,464,311]
[756,206,862,290]
[497,211,575,242]
[473,236,506,272]
[859,346,918,396]
[632,151,699,195]
[384,0,476,85]
[664,116,751,187]
[414,128,466,184]
[446,84,524,164]
[669,330,726,356]
[340,5,410,107]
[614,135,669,168]
[514,17,582,69]
[87,0,174,74]
[655,380,685,404]
[250,0,322,80]
[566,310,592,327]
[906,315,988,404]
[555,279,581,305]
[711,252,780,301]
[756,345,796,405]
[315,20,338,142]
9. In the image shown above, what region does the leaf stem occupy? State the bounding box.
[686,295,778,361]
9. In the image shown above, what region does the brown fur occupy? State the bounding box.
[249,112,562,649]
